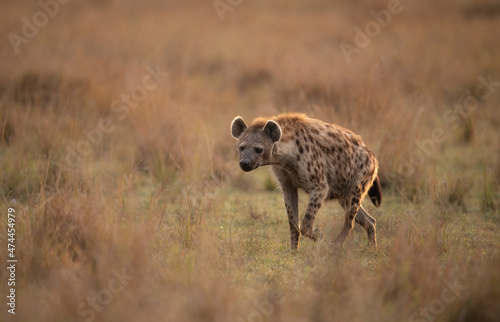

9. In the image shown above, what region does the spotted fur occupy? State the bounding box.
[231,113,381,250]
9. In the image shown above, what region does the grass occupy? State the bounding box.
[1,0,500,321]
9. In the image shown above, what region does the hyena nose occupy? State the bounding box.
[239,160,252,172]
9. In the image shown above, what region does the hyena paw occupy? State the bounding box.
[301,227,323,241]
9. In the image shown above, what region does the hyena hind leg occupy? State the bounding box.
[355,205,377,248]
[334,196,361,246]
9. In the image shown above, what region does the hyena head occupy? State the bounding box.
[230,116,282,172]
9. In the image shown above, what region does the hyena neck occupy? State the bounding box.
[265,141,296,167]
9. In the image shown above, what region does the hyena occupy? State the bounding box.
[230,113,382,250]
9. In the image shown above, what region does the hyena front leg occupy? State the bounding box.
[300,187,327,241]
[282,184,300,250]
[335,194,361,246]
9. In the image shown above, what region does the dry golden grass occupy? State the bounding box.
[1,0,499,321]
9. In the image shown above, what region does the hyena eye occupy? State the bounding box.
[239,146,245,152]
[254,147,263,154]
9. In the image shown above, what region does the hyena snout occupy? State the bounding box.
[239,157,258,172]
[239,160,253,172]
[238,148,262,172]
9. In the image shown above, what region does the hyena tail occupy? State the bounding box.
[368,176,382,208]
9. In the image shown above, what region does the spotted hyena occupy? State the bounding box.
[230,113,382,250]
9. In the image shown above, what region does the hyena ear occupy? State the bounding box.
[231,116,247,139]
[264,120,281,143]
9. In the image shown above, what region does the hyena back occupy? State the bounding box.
[231,113,382,250]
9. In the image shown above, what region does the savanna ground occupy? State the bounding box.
[0,0,499,321]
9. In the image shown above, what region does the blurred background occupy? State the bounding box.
[0,0,499,321]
